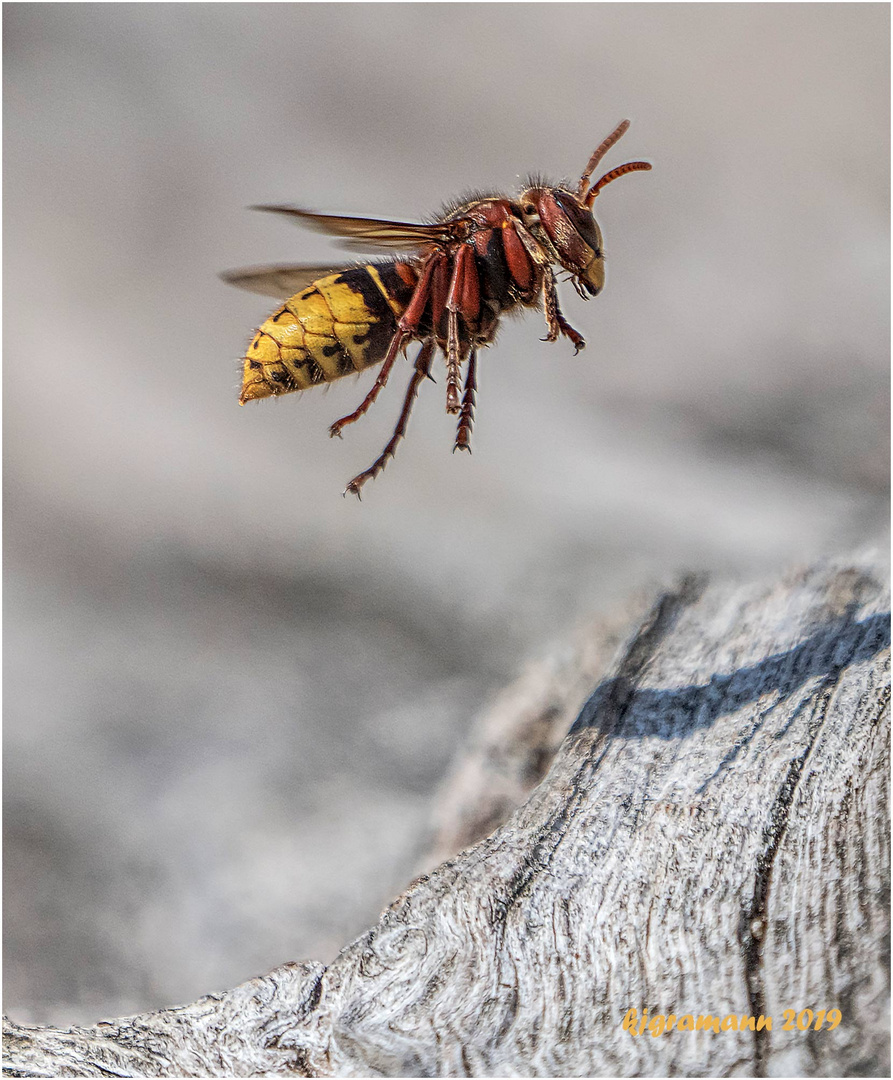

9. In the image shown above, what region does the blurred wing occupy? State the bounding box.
[251,205,460,252]
[220,264,348,299]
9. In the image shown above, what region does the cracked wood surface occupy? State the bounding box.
[3,559,889,1077]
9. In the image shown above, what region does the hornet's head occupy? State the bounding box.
[518,120,650,297]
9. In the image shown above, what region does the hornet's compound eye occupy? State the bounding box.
[550,190,602,255]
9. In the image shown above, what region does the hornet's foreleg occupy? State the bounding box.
[343,339,436,499]
[542,267,585,354]
[511,221,584,352]
[329,253,445,438]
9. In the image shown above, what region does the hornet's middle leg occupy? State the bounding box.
[453,348,477,454]
[445,244,481,414]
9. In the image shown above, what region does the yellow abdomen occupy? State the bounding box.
[239,263,418,403]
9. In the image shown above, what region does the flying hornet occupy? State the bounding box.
[222,120,651,497]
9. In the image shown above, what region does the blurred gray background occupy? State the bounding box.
[5,4,889,1025]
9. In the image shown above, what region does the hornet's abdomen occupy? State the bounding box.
[239,262,418,403]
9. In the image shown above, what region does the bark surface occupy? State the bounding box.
[4,559,889,1078]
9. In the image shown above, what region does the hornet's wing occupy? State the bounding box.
[220,263,350,299]
[250,205,465,253]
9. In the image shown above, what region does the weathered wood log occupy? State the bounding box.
[4,558,889,1078]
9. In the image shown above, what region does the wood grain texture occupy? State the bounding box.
[422,586,661,869]
[4,558,889,1078]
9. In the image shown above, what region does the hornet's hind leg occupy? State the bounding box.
[328,331,406,439]
[343,339,436,499]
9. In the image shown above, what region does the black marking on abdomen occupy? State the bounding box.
[322,339,356,376]
[373,262,417,311]
[356,316,398,369]
[336,346,356,376]
[334,266,394,320]
[333,263,412,368]
[269,370,298,390]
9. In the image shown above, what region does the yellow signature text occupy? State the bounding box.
[621,1007,842,1037]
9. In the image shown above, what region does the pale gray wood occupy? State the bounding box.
[422,587,660,870]
[4,558,889,1078]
